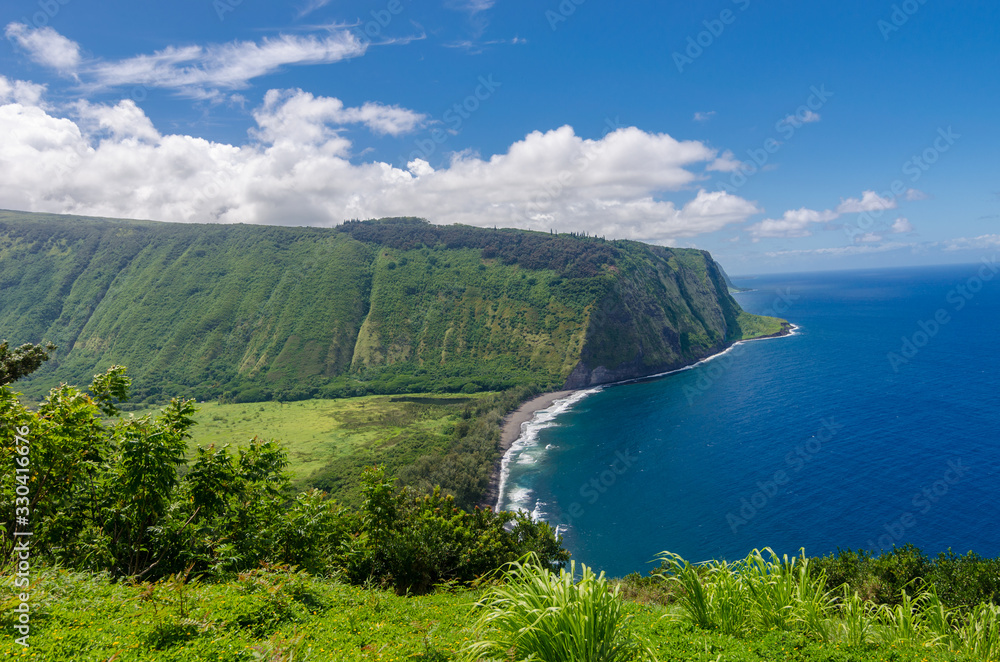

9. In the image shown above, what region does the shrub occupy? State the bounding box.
[354,466,568,594]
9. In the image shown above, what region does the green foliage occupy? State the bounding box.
[657,548,837,639]
[1,211,782,404]
[0,339,55,386]
[89,364,131,416]
[1,559,993,661]
[1,372,567,587]
[735,310,788,340]
[465,557,652,662]
[352,466,568,594]
[393,385,541,509]
[181,393,491,506]
[811,544,1000,608]
[656,548,1000,661]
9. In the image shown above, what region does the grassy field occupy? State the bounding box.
[0,565,969,661]
[139,394,491,494]
[119,393,492,507]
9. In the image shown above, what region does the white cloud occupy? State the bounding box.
[0,85,760,242]
[0,75,46,106]
[693,111,716,122]
[5,23,82,74]
[749,190,903,240]
[707,150,741,172]
[90,32,366,96]
[765,241,916,258]
[891,217,913,234]
[296,0,333,18]
[74,99,161,142]
[444,37,526,51]
[749,207,838,239]
[836,190,897,214]
[449,0,496,12]
[905,188,929,201]
[943,235,1000,251]
[252,89,426,142]
[778,109,821,128]
[6,24,367,97]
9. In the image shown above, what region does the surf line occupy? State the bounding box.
[495,388,600,512]
[494,325,799,514]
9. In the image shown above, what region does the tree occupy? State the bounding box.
[0,340,57,386]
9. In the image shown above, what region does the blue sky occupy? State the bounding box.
[1,0,997,273]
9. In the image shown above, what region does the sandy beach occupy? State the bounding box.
[479,389,576,509]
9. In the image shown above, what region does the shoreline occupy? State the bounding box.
[479,390,576,510]
[480,323,798,511]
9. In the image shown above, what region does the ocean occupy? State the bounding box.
[497,263,1000,577]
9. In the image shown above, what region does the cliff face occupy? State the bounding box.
[565,244,745,388]
[0,211,779,402]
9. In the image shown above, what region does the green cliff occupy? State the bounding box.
[0,211,784,403]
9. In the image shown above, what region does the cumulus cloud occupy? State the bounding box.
[5,23,82,74]
[0,76,45,105]
[836,190,896,214]
[693,111,716,122]
[891,217,913,234]
[707,150,742,172]
[252,89,426,141]
[5,23,367,97]
[905,188,929,201]
[0,79,760,242]
[749,208,838,239]
[74,99,161,142]
[750,190,904,239]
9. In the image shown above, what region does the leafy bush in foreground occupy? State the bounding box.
[811,544,1000,608]
[1,366,566,590]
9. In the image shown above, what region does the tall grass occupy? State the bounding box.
[657,548,837,639]
[955,603,1000,662]
[464,557,652,662]
[657,548,1000,661]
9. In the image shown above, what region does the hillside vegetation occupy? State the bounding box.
[3,550,998,661]
[166,388,538,509]
[0,211,784,405]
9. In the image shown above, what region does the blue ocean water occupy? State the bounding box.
[498,263,1000,577]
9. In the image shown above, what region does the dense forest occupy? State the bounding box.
[0,211,784,406]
